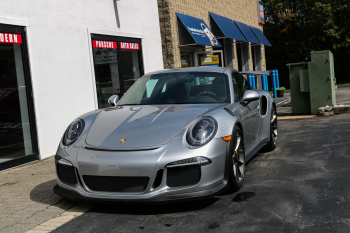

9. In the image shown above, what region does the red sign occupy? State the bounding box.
[120,42,140,50]
[93,40,117,49]
[0,33,22,44]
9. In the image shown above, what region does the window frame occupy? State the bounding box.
[91,34,144,108]
[0,24,39,171]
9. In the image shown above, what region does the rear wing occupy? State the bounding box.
[239,71,271,76]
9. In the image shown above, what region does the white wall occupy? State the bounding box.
[0,0,163,159]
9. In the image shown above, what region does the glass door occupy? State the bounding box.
[0,25,38,170]
[180,51,194,67]
[91,36,119,108]
[91,35,143,108]
[194,50,224,67]
[119,38,143,96]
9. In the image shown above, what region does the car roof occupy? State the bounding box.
[144,67,238,76]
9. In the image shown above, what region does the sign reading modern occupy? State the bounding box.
[0,33,22,44]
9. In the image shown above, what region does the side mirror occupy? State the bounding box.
[241,90,260,106]
[108,95,120,106]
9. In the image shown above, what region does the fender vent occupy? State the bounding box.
[260,96,268,115]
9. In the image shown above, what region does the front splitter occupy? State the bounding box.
[53,182,227,205]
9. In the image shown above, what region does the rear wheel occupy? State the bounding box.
[228,126,245,192]
[262,106,277,152]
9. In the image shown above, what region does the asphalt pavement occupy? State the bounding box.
[336,85,350,105]
[52,114,350,233]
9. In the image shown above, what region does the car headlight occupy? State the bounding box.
[186,116,217,146]
[166,156,212,167]
[63,119,85,146]
[55,155,73,166]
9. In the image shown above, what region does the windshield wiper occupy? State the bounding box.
[172,102,190,104]
[119,103,140,106]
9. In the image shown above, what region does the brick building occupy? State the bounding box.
[158,0,271,72]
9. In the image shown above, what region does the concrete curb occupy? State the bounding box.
[26,203,95,233]
[319,105,350,116]
[277,115,316,121]
[334,105,350,114]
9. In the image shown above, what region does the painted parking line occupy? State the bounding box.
[276,98,291,105]
[26,203,95,233]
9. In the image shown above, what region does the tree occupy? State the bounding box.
[263,0,350,88]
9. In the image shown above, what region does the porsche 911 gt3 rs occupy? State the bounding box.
[53,67,277,203]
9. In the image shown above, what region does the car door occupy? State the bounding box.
[232,72,260,153]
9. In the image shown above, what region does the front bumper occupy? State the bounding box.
[55,136,229,203]
[53,181,227,204]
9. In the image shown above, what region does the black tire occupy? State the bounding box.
[262,106,277,152]
[228,126,246,192]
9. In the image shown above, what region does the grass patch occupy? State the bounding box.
[336,82,350,86]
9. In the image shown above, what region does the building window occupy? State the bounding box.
[91,35,144,108]
[180,51,193,67]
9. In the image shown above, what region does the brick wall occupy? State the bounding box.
[158,0,267,70]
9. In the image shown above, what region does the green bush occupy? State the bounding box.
[276,87,286,90]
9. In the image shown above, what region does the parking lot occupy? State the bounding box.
[275,85,350,116]
[51,113,350,233]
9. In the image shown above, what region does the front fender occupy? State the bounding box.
[207,107,242,138]
[57,109,103,158]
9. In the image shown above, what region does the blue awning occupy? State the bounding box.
[209,12,247,42]
[234,21,261,44]
[250,26,272,47]
[176,13,221,47]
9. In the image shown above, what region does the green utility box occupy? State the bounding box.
[286,62,311,114]
[287,50,336,115]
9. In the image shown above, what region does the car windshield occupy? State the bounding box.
[118,72,231,105]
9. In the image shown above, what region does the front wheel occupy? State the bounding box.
[228,126,245,192]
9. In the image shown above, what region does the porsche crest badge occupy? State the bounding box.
[120,139,126,143]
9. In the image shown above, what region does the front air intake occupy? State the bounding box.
[83,176,149,192]
[56,163,78,185]
[166,165,201,187]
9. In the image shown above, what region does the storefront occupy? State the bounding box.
[158,0,272,88]
[0,0,163,170]
[176,12,223,68]
[176,12,271,72]
[0,24,39,170]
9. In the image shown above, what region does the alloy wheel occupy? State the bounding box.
[271,108,278,145]
[232,132,245,183]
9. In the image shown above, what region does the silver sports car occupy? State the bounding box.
[53,67,277,203]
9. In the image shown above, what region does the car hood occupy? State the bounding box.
[85,104,223,149]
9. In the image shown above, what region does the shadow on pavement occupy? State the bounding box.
[88,197,219,216]
[30,179,79,208]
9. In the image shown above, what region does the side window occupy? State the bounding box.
[242,76,252,91]
[232,72,245,101]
